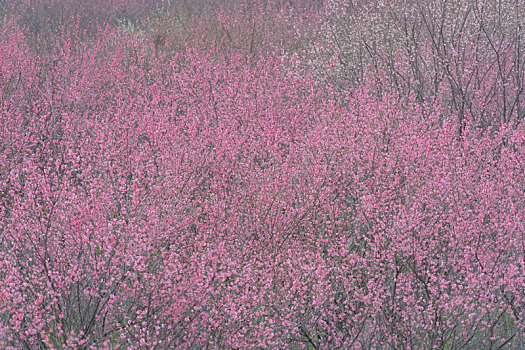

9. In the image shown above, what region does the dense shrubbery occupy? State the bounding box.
[313,0,525,128]
[0,1,524,348]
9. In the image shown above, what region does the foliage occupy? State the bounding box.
[0,1,524,349]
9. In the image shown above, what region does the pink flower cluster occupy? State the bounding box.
[0,1,523,349]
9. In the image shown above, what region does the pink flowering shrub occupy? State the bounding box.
[310,0,525,128]
[0,1,524,349]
